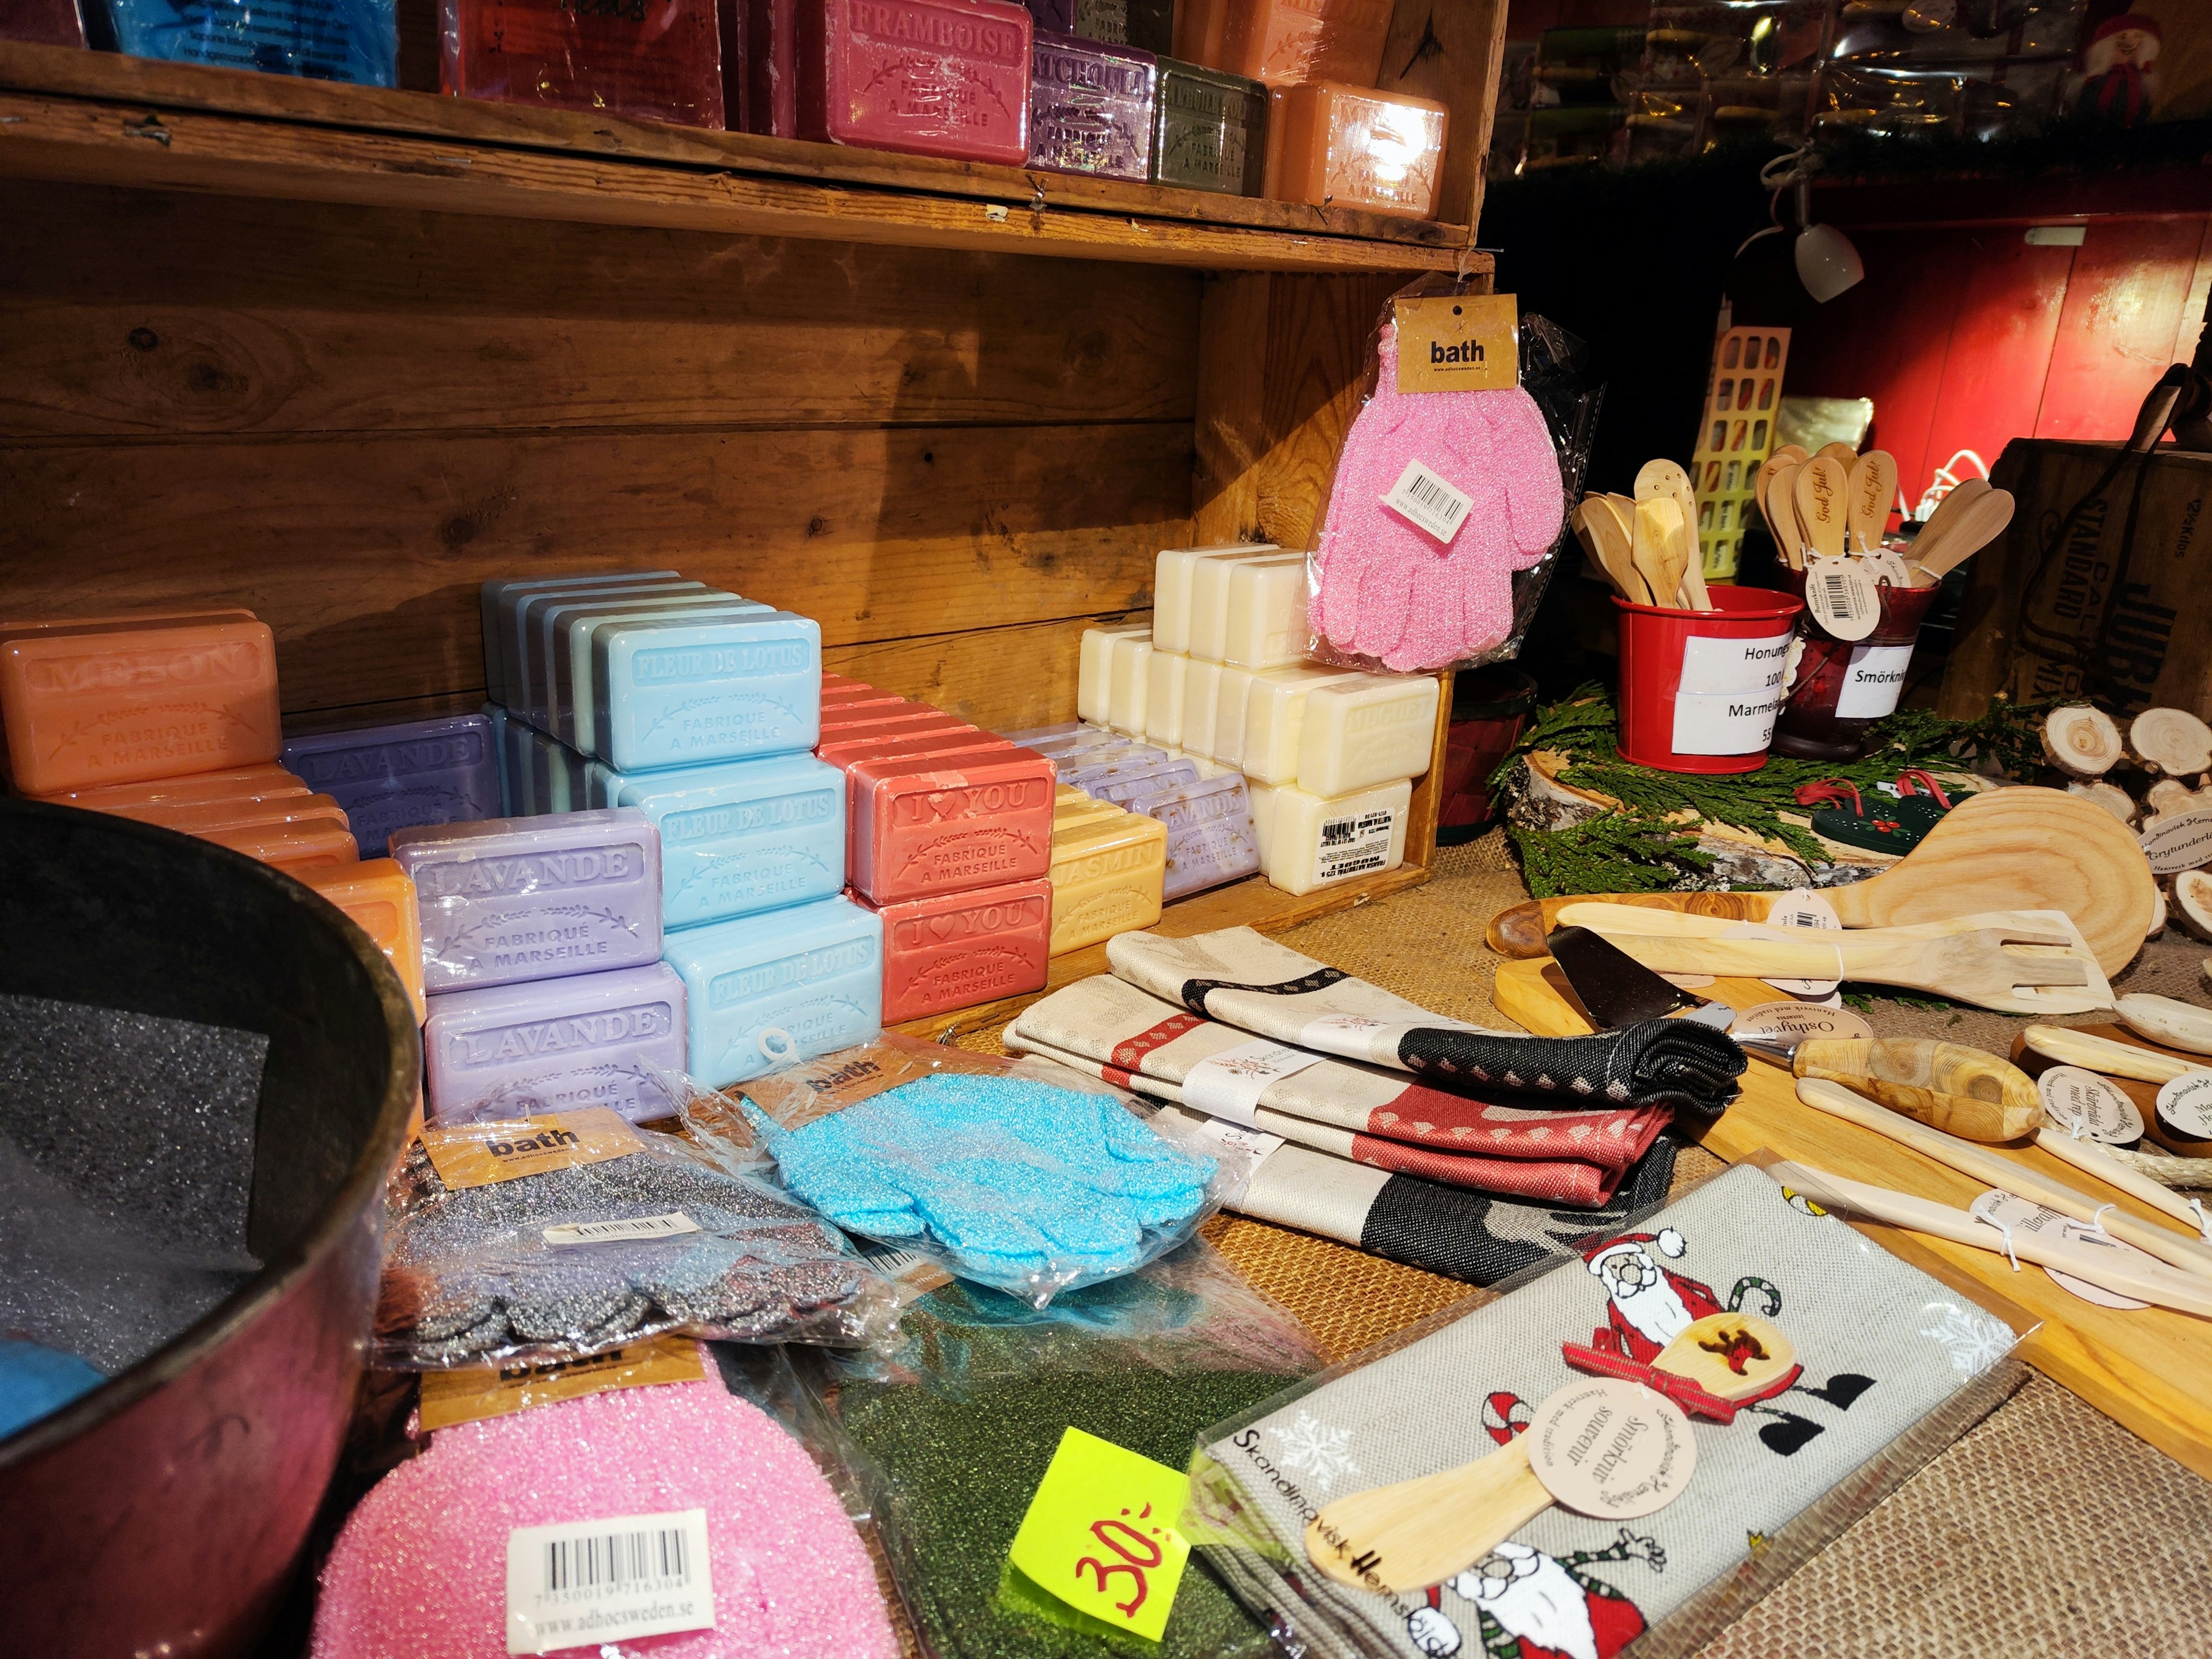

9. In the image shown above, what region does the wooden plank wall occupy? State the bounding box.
[0,178,1200,734]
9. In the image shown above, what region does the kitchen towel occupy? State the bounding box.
[1108,927,1744,1118]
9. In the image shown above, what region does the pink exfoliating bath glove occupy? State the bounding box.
[1311,321,1563,671]
[313,1360,899,1659]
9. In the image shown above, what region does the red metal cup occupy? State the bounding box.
[1613,585,1805,774]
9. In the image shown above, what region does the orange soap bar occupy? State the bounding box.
[866,875,1052,1024]
[301,858,427,1022]
[37,763,309,809]
[0,614,282,795]
[204,820,359,874]
[1211,0,1391,86]
[127,793,351,835]
[1265,81,1448,219]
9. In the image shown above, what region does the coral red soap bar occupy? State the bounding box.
[847,745,1055,903]
[866,876,1052,1023]
[441,0,727,128]
[798,0,1032,164]
[0,615,282,796]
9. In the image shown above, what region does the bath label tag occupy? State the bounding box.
[423,1108,645,1190]
[1676,631,1794,696]
[543,1211,700,1247]
[505,1507,715,1654]
[1527,1380,1697,1520]
[1805,555,1879,641]
[1669,687,1785,756]
[419,1336,707,1431]
[1007,1427,1192,1642]
[2155,1071,2212,1139]
[1315,806,1399,883]
[1835,643,1915,719]
[1395,294,1520,393]
[2036,1066,2144,1145]
[1381,459,1474,544]
[1969,1192,2150,1310]
[1183,1039,1326,1127]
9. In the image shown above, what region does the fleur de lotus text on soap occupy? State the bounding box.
[415,846,642,898]
[662,790,837,844]
[25,641,264,692]
[710,939,877,1007]
[454,1005,672,1065]
[630,641,811,683]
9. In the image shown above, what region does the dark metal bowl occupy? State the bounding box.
[0,798,418,1656]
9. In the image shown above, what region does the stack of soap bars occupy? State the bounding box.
[1077,544,1438,896]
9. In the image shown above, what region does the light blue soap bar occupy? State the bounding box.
[521,579,705,734]
[604,752,845,930]
[501,716,536,819]
[517,722,586,815]
[481,702,510,816]
[559,596,767,754]
[593,610,822,771]
[662,895,882,1088]
[482,572,677,707]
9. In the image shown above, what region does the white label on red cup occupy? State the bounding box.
[1183,1040,1325,1128]
[1671,687,1785,756]
[506,1508,715,1654]
[1834,643,1915,719]
[1805,556,1880,641]
[2036,1066,2144,1144]
[1527,1380,1697,1520]
[1678,631,1796,695]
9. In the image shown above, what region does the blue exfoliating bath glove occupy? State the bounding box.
[0,1338,105,1440]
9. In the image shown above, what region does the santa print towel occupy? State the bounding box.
[1005,975,1670,1207]
[1189,1164,2022,1659]
[1107,927,1745,1119]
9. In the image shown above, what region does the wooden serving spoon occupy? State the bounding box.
[1633,497,1688,608]
[1635,460,1706,606]
[1815,441,1860,467]
[1305,1315,1794,1594]
[1914,487,2014,580]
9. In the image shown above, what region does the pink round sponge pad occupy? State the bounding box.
[313,1372,899,1659]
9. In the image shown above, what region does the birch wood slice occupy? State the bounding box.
[2128,708,2212,778]
[2069,781,2138,825]
[2043,706,2126,778]
[2173,870,2212,943]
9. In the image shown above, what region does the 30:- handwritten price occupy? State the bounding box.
[1075,1503,1167,1615]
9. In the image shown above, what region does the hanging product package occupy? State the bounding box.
[1307,277,1600,673]
[680,1035,1234,1308]
[374,1107,896,1368]
[800,1238,1325,1659]
[1188,1161,2036,1659]
[98,0,397,82]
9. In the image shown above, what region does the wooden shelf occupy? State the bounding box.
[0,42,1489,274]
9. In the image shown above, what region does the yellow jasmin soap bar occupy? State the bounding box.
[1047,814,1166,956]
[1054,795,1124,834]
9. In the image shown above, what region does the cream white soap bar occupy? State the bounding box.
[1222,555,1312,671]
[1106,632,1153,735]
[1296,674,1441,797]
[1247,779,1281,863]
[1080,624,1149,725]
[1265,778,1411,897]
[1211,666,1259,767]
[1144,651,1188,747]
[1238,666,1359,783]
[1189,550,1289,664]
[1180,660,1224,758]
[1155,544,1275,656]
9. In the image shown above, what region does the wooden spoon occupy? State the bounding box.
[1758,458,1805,569]
[1815,441,1860,467]
[1847,449,1897,554]
[1581,497,1650,603]
[1793,456,1850,561]
[1914,487,2014,579]
[1633,497,1688,609]
[1304,1314,1793,1594]
[1635,460,1706,605]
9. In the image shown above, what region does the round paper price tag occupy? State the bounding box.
[1804,556,1880,642]
[1969,1191,2150,1310]
[1730,1001,1874,1046]
[2036,1066,2145,1145]
[1758,889,1843,998]
[1527,1381,1696,1522]
[2155,1070,2212,1139]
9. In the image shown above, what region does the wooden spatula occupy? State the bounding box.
[1794,456,1850,560]
[1484,786,2160,978]
[1763,460,1806,567]
[1847,449,1897,554]
[1914,487,2014,579]
[1635,460,1706,605]
[1305,1315,1793,1594]
[1633,497,1688,608]
[1574,498,1649,603]
[1815,441,1859,467]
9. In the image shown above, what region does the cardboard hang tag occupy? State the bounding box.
[1804,555,1880,642]
[736,1035,1022,1133]
[417,1335,708,1431]
[1395,294,1520,394]
[420,1107,646,1190]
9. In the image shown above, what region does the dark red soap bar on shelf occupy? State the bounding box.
[797,0,1032,163]
[744,0,800,133]
[441,0,727,129]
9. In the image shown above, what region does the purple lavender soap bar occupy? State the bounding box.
[1128,770,1258,898]
[1090,757,1198,804]
[391,808,663,993]
[422,962,688,1124]
[1029,31,1157,180]
[1063,747,1166,789]
[282,713,501,856]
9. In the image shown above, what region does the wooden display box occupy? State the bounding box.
[0,11,1506,1029]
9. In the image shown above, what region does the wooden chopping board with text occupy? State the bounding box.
[1494,956,2212,1478]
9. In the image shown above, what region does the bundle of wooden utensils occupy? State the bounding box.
[1757,441,2015,588]
[1570,458,1713,611]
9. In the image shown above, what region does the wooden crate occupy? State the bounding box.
[0,13,1506,1018]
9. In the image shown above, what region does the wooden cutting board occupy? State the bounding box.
[1493,955,2212,1478]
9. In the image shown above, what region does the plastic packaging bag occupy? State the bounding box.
[678,1035,1234,1308]
[799,1238,1325,1659]
[1307,274,1601,675]
[100,0,397,83]
[374,1109,896,1368]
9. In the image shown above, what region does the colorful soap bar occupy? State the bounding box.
[1127,770,1258,898]
[661,895,884,1086]
[441,0,726,127]
[1077,624,1148,724]
[0,614,282,796]
[301,857,428,1022]
[1213,0,1391,86]
[481,571,678,708]
[1264,776,1409,896]
[1237,664,1359,783]
[602,752,845,930]
[1296,672,1438,796]
[744,0,800,134]
[798,0,1033,164]
[1046,812,1164,955]
[514,722,586,814]
[592,609,821,770]
[1222,552,1310,669]
[528,581,720,734]
[1150,56,1266,195]
[423,962,690,1124]
[1062,745,1164,789]
[1210,665,1259,767]
[867,875,1052,1024]
[1245,777,1279,862]
[816,700,946,736]
[481,702,510,813]
[1029,31,1156,179]
[281,713,500,857]
[558,594,764,751]
[1143,649,1187,747]
[391,808,664,993]
[205,819,360,874]
[1153,544,1274,654]
[516,577,704,730]
[847,747,1056,904]
[1053,794,1122,833]
[1264,81,1448,219]
[36,762,306,810]
[814,725,1001,771]
[1089,757,1197,804]
[1177,660,1223,757]
[129,791,350,834]
[1105,631,1152,734]
[1187,546,1285,661]
[104,0,397,83]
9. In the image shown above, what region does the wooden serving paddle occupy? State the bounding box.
[1588,496,1650,603]
[1484,786,2159,978]
[1913,487,2015,580]
[1635,460,1707,607]
[1793,456,1850,560]
[1846,449,1897,554]
[1305,1315,1794,1594]
[1632,498,1690,607]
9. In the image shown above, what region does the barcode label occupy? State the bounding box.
[1380,459,1474,542]
[1314,808,1400,882]
[541,1211,700,1247]
[1804,556,1879,641]
[506,1508,714,1653]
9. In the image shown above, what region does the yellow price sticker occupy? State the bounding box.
[1006,1426,1192,1642]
